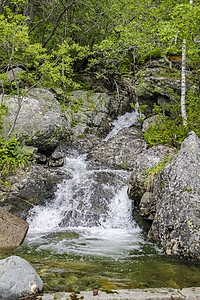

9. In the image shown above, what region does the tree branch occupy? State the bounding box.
[42,0,77,48]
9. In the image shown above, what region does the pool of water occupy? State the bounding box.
[1,116,200,293]
[1,226,200,293]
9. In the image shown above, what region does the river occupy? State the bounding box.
[7,111,200,292]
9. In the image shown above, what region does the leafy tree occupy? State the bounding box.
[158,0,200,125]
[0,0,89,144]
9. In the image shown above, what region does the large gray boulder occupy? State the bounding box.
[3,88,69,154]
[88,127,147,170]
[0,164,66,220]
[0,256,43,299]
[0,208,28,250]
[149,132,200,259]
[127,145,176,210]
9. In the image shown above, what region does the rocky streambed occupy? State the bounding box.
[0,73,200,298]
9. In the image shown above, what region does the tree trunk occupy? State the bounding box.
[180,0,193,126]
[181,38,187,126]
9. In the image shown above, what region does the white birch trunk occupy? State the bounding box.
[180,0,192,126]
[181,38,187,126]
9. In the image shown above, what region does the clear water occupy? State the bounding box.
[1,111,200,293]
[8,152,200,292]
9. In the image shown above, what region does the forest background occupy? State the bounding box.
[0,0,200,176]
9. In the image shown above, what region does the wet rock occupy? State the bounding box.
[65,90,132,138]
[69,134,101,153]
[139,192,155,220]
[0,256,43,299]
[48,151,65,167]
[0,207,28,250]
[88,127,147,170]
[127,145,176,206]
[0,165,66,220]
[149,132,200,259]
[3,88,69,155]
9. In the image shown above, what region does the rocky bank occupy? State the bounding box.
[0,58,199,298]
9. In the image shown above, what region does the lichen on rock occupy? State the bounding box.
[149,132,200,259]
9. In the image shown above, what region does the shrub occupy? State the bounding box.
[143,89,200,149]
[0,137,32,177]
[138,47,163,65]
[143,104,188,149]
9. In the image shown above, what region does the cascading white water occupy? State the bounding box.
[26,110,145,258]
[27,151,143,257]
[15,111,200,291]
[103,110,139,141]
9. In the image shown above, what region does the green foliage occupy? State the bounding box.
[146,155,173,190]
[0,138,31,177]
[143,104,188,148]
[159,2,200,65]
[186,88,200,137]
[138,48,163,65]
[143,88,200,149]
[69,97,84,113]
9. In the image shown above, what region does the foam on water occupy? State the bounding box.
[27,151,144,258]
[26,110,147,258]
[104,110,139,141]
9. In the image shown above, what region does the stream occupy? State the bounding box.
[3,111,200,292]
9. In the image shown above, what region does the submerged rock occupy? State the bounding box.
[88,127,147,170]
[0,256,43,299]
[0,207,28,250]
[149,132,200,259]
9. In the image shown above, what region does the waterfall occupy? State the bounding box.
[103,110,139,141]
[26,110,145,258]
[27,149,144,257]
[28,153,133,231]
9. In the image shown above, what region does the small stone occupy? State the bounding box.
[93,289,98,296]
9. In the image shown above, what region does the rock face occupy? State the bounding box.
[0,256,43,299]
[127,145,176,210]
[88,127,147,170]
[135,59,181,115]
[3,88,69,155]
[149,132,200,259]
[0,164,66,219]
[64,90,132,138]
[0,208,28,250]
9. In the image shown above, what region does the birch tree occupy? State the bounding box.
[181,0,193,126]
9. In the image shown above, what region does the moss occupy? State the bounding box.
[138,48,163,65]
[76,134,86,138]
